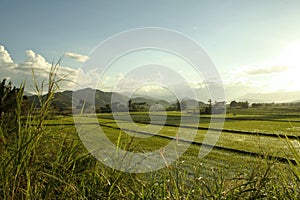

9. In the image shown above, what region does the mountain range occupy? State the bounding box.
[27,88,300,112]
[234,91,300,103]
[29,88,129,110]
[28,88,198,111]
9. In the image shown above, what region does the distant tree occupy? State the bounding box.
[252,103,263,108]
[230,100,249,109]
[176,99,181,111]
[131,102,148,112]
[244,101,249,109]
[166,102,178,111]
[208,99,212,105]
[128,99,132,111]
[180,101,187,110]
[105,104,111,113]
[230,100,238,108]
[213,101,226,114]
[0,79,25,134]
[0,79,20,119]
[202,99,212,114]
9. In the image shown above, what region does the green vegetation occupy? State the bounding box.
[1,67,300,199]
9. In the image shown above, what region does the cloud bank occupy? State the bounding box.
[0,45,84,93]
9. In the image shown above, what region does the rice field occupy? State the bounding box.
[45,111,300,169]
[2,109,300,199]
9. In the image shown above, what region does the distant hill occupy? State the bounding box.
[180,97,205,109]
[235,91,300,103]
[28,88,211,112]
[130,97,171,108]
[29,88,129,111]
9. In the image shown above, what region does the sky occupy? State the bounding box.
[1,0,300,101]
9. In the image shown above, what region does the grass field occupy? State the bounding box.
[24,111,298,198]
[1,105,300,199]
[47,112,300,160]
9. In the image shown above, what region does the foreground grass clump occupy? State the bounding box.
[1,65,300,199]
[2,125,299,200]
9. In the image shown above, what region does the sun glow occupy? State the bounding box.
[235,41,300,93]
[270,42,300,92]
[281,42,300,67]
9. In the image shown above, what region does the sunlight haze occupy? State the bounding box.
[1,0,300,102]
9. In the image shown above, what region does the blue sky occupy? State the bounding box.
[1,0,300,101]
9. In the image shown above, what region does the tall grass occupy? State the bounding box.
[0,61,300,199]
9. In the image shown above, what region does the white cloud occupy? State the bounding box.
[241,65,289,76]
[75,68,100,89]
[0,45,15,68]
[64,52,89,62]
[14,49,52,77]
[0,45,79,94]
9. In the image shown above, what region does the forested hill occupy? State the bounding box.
[28,88,129,111]
[26,88,208,113]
